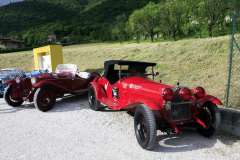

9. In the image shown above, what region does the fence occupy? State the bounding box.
[226,11,240,109]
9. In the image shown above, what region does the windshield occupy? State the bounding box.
[0,70,19,75]
[55,64,77,72]
[114,64,153,76]
[0,70,9,75]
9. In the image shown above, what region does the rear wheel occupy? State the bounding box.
[134,104,156,150]
[88,85,100,111]
[34,86,56,112]
[196,102,221,137]
[4,85,24,107]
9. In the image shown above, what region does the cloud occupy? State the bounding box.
[0,0,24,6]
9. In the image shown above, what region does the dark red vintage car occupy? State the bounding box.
[88,60,222,150]
[4,64,98,112]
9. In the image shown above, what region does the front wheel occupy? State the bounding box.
[88,85,100,111]
[196,102,221,137]
[134,104,157,150]
[4,85,24,107]
[34,86,56,112]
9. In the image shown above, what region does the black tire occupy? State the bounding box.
[34,86,56,112]
[88,85,100,111]
[4,85,24,107]
[134,104,157,150]
[196,102,221,137]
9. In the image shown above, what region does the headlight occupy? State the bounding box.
[31,77,37,85]
[15,76,22,83]
[9,75,15,80]
[178,88,192,101]
[193,86,205,99]
[1,79,6,83]
[162,88,174,101]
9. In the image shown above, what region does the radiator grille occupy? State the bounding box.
[170,103,191,121]
[169,88,191,121]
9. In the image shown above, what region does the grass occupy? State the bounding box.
[0,35,238,109]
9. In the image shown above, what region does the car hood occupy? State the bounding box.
[34,72,73,80]
[122,76,174,95]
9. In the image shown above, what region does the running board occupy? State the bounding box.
[74,88,89,93]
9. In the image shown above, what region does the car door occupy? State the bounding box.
[73,73,88,91]
[103,79,130,109]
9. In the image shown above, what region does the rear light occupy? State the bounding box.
[179,88,192,101]
[193,86,205,99]
[162,88,174,101]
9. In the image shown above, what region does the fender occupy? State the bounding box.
[89,82,107,101]
[34,81,71,90]
[92,76,100,82]
[197,94,223,106]
[4,79,17,86]
[132,98,162,111]
[4,79,25,99]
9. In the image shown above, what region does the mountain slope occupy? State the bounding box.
[0,1,76,34]
[0,0,158,42]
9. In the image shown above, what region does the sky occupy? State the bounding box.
[0,0,24,6]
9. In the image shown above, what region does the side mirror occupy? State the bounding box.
[156,72,159,76]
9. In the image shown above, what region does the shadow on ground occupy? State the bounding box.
[0,92,90,114]
[48,92,90,112]
[1,93,239,152]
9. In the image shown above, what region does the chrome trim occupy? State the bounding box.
[74,88,89,92]
[171,101,195,105]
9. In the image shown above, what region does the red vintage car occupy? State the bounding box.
[88,60,222,150]
[4,64,98,112]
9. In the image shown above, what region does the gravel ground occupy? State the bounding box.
[0,93,240,160]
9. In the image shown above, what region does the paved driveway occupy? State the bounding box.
[0,94,239,160]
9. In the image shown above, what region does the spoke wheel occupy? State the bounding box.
[4,85,24,107]
[196,102,221,137]
[88,85,100,111]
[34,87,56,112]
[136,114,148,141]
[134,104,156,150]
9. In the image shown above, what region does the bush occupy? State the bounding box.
[0,47,34,54]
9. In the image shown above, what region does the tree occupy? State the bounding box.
[125,10,143,43]
[193,1,207,38]
[138,2,160,42]
[199,0,229,37]
[173,0,188,38]
[112,14,127,42]
[161,0,185,40]
[182,0,192,36]
[126,2,160,42]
